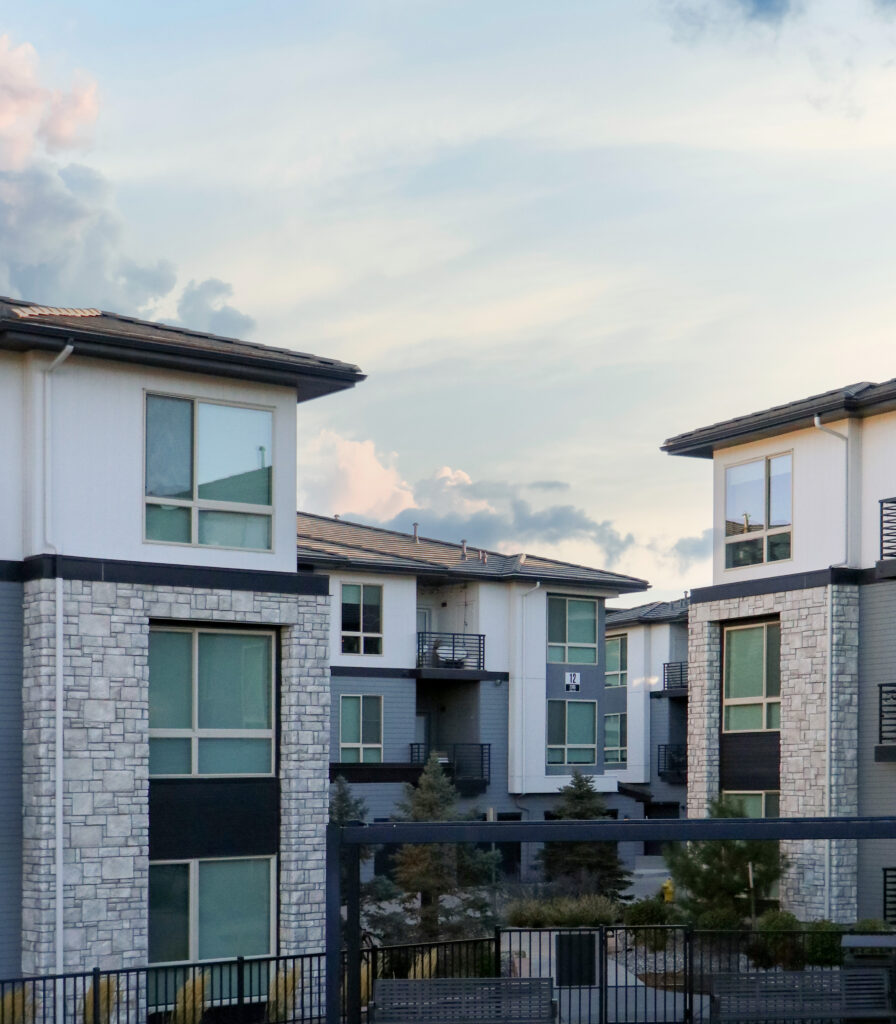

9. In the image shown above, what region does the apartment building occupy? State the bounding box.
[664,379,896,922]
[0,297,363,977]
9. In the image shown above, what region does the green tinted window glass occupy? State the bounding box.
[362,748,382,763]
[149,631,193,729]
[568,646,597,664]
[725,538,764,568]
[149,864,190,964]
[198,634,271,729]
[766,624,781,697]
[342,586,361,632]
[765,792,780,817]
[728,793,763,818]
[724,628,765,699]
[547,748,564,764]
[361,697,381,744]
[197,404,272,505]
[766,701,781,729]
[363,636,382,655]
[567,601,596,644]
[146,504,192,543]
[548,598,566,644]
[340,747,360,762]
[568,748,595,763]
[725,460,765,535]
[768,455,792,528]
[767,532,792,562]
[342,635,361,654]
[547,701,565,745]
[604,715,620,747]
[197,510,271,550]
[198,738,272,775]
[567,703,595,745]
[146,396,193,500]
[149,738,192,776]
[198,859,270,960]
[547,646,565,663]
[362,587,382,633]
[605,638,620,673]
[724,704,763,731]
[341,696,361,744]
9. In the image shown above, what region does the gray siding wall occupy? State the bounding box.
[648,698,687,808]
[0,582,22,978]
[858,581,896,920]
[330,677,416,762]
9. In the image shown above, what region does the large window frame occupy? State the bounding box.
[149,627,276,778]
[547,699,597,765]
[722,621,781,733]
[148,855,276,965]
[604,712,627,766]
[548,596,598,665]
[722,790,780,818]
[339,694,383,762]
[724,452,792,569]
[144,393,275,552]
[604,635,627,688]
[341,583,383,655]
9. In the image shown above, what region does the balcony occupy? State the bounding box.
[657,743,687,783]
[662,662,688,693]
[409,742,491,795]
[416,632,486,673]
[875,683,896,762]
[882,499,896,561]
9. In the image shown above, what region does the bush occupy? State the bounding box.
[747,910,805,970]
[695,907,744,930]
[852,918,893,934]
[623,896,671,951]
[806,919,845,966]
[504,893,620,928]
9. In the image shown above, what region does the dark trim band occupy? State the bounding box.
[8,554,327,595]
[330,665,509,682]
[689,566,865,604]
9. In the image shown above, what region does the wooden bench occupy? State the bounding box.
[369,977,557,1024]
[710,968,896,1021]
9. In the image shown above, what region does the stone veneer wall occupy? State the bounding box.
[688,584,859,922]
[21,578,329,974]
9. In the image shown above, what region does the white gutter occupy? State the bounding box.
[44,343,73,976]
[812,413,848,921]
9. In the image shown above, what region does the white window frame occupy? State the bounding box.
[149,627,276,778]
[604,712,627,766]
[339,694,383,763]
[546,699,597,765]
[722,621,781,734]
[724,451,793,570]
[547,596,599,665]
[604,634,627,688]
[148,855,277,965]
[341,583,384,656]
[144,392,275,552]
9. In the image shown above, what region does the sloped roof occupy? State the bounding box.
[296,512,649,593]
[605,598,689,628]
[0,296,364,401]
[662,381,882,458]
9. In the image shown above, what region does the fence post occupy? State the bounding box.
[494,926,501,977]
[685,926,694,1024]
[92,967,101,1024]
[598,926,607,1024]
[346,843,362,1024]
[236,956,245,1024]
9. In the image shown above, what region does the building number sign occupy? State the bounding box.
[564,671,581,692]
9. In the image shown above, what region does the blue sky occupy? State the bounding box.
[5,0,896,601]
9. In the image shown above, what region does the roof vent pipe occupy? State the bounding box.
[461,539,467,559]
[413,522,419,542]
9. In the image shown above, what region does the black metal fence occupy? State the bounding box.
[880,683,896,745]
[881,497,896,560]
[657,744,687,783]
[416,632,486,671]
[662,662,688,691]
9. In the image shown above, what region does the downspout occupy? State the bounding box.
[812,414,848,921]
[44,343,74,976]
[518,581,541,795]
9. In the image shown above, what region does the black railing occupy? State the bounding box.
[657,743,687,782]
[416,632,485,671]
[880,684,896,744]
[885,868,896,925]
[409,744,491,789]
[663,661,688,690]
[881,498,896,560]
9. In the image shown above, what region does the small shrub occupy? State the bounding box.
[169,973,207,1024]
[695,907,744,930]
[852,918,893,934]
[623,897,670,951]
[504,893,619,928]
[1,987,34,1024]
[505,897,548,928]
[747,910,805,970]
[806,920,844,967]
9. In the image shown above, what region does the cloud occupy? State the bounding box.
[176,278,256,337]
[666,528,713,571]
[527,480,570,492]
[730,0,794,21]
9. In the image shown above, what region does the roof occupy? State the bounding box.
[661,381,887,458]
[605,598,689,628]
[0,296,364,402]
[296,512,649,593]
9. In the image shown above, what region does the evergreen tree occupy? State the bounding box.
[663,794,787,927]
[538,771,632,898]
[383,754,501,941]
[328,775,372,893]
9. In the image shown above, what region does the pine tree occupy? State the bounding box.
[663,794,787,927]
[328,775,372,893]
[538,771,632,899]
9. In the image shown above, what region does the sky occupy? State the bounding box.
[4,0,896,604]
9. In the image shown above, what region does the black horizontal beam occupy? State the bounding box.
[340,815,896,846]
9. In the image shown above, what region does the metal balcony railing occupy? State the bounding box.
[881,498,896,560]
[409,743,491,786]
[416,631,485,671]
[657,743,687,782]
[880,684,896,745]
[663,661,688,690]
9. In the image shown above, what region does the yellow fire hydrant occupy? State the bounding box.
[661,877,675,904]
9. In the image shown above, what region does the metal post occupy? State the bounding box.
[493,926,501,978]
[685,926,694,1024]
[346,844,362,1024]
[92,967,101,1024]
[236,956,245,1024]
[325,824,343,1024]
[598,926,607,1024]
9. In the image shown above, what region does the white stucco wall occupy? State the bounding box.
[0,352,25,561]
[327,571,418,669]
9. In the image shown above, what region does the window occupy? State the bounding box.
[145,395,273,550]
[340,695,383,762]
[725,453,792,568]
[723,622,781,732]
[149,857,274,964]
[149,628,274,777]
[548,597,598,664]
[604,713,627,765]
[604,635,627,687]
[722,791,780,818]
[547,700,597,764]
[341,584,383,654]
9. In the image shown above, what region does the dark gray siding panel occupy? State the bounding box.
[330,677,417,763]
[0,582,22,977]
[858,582,896,919]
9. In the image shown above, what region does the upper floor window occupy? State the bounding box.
[547,699,597,764]
[723,621,780,732]
[548,597,598,664]
[341,583,383,654]
[725,453,791,569]
[339,695,383,762]
[145,394,273,550]
[604,712,627,765]
[148,628,275,777]
[604,635,627,687]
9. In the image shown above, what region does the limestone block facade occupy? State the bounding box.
[21,577,329,974]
